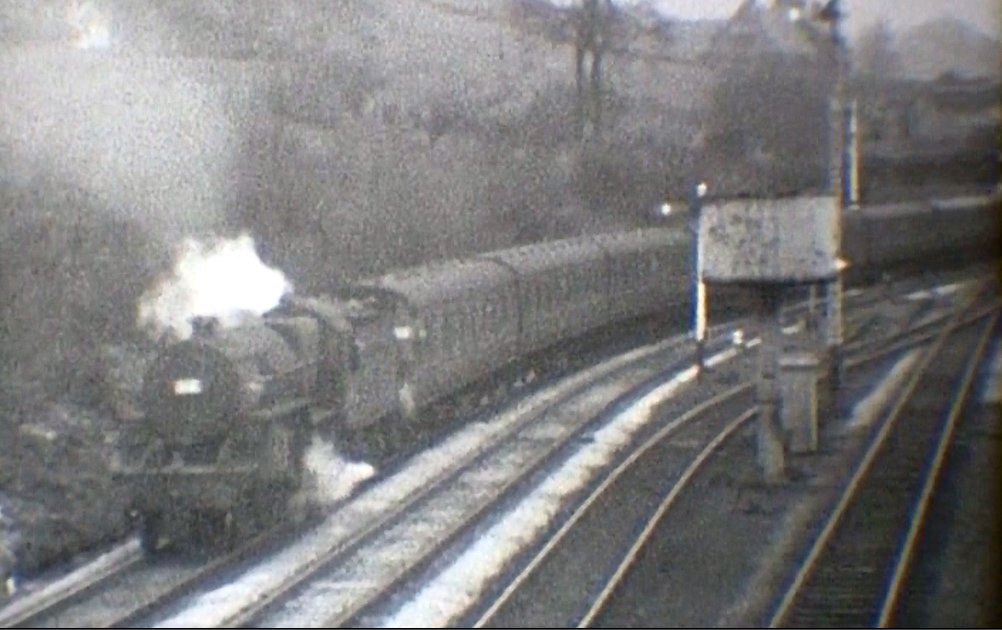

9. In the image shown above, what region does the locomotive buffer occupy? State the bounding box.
[698,196,842,482]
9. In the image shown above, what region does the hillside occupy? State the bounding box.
[896,18,1001,80]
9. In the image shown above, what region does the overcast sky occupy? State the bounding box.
[553,0,1002,40]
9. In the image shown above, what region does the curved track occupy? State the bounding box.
[0,520,316,629]
[768,290,999,628]
[466,278,994,628]
[0,271,981,628]
[202,330,741,627]
[472,390,757,628]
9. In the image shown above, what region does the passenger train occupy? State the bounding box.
[111,195,1001,548]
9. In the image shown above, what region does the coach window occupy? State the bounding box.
[468,306,478,349]
[481,298,492,339]
[608,255,621,287]
[454,307,463,356]
[479,297,488,338]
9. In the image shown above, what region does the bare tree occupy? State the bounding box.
[573,0,614,135]
[701,51,833,197]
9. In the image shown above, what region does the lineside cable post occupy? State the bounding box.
[690,181,708,379]
[755,287,786,483]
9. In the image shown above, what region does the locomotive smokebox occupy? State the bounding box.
[138,318,313,447]
[140,339,244,446]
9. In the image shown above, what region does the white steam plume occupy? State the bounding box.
[298,435,377,507]
[138,234,292,341]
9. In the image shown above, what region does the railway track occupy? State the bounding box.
[469,387,758,628]
[342,276,986,627]
[0,538,144,628]
[0,311,770,628]
[364,276,981,628]
[225,277,954,628]
[154,324,753,627]
[460,283,997,628]
[0,519,319,628]
[0,271,978,628]
[768,288,1000,628]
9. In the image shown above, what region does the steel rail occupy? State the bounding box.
[768,294,998,627]
[472,384,755,628]
[876,307,999,627]
[575,407,758,628]
[0,538,143,628]
[475,286,994,629]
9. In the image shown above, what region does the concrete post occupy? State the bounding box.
[756,288,785,483]
[780,352,820,453]
[825,275,844,389]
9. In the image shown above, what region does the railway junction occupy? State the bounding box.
[1,0,1000,626]
[0,243,998,628]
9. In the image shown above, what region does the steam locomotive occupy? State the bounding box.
[110,195,1000,548]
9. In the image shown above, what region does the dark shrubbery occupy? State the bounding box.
[700,52,833,198]
[0,180,166,416]
[0,178,165,576]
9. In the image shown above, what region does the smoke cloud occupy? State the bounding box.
[0,47,243,245]
[137,234,292,341]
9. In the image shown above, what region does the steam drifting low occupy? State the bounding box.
[138,234,292,341]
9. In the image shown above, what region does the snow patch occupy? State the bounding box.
[981,343,1002,405]
[846,349,923,431]
[377,344,747,627]
[301,436,376,507]
[905,282,966,302]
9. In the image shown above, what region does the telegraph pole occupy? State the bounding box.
[820,0,847,389]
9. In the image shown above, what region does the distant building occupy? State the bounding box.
[906,73,1001,145]
[863,73,1001,148]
